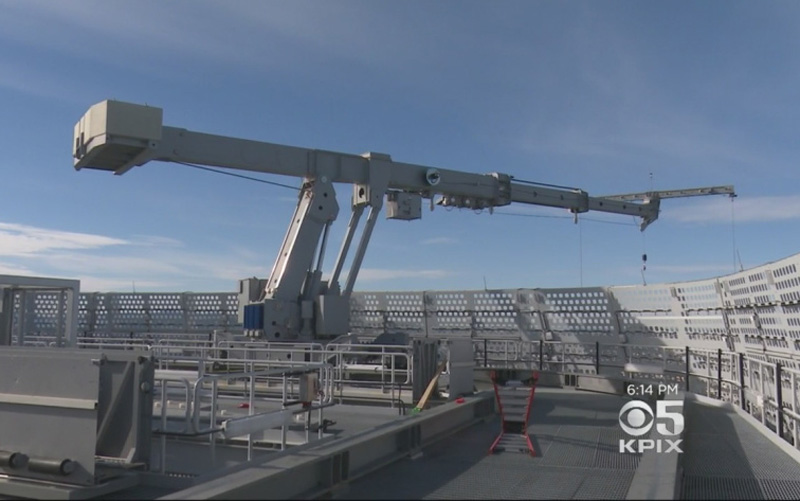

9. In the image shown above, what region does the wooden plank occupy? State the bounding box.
[412,362,448,413]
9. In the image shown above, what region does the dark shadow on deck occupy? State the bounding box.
[680,399,800,500]
[339,389,640,500]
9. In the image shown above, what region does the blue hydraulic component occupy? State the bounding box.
[243,303,265,330]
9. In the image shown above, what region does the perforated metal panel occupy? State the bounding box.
[71,292,239,337]
[13,251,800,361]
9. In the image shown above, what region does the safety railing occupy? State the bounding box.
[152,361,334,473]
[140,339,413,409]
[16,330,800,454]
[473,338,800,451]
[322,345,412,406]
[54,333,413,411]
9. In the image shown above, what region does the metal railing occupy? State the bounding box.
[152,361,334,473]
[22,331,797,452]
[473,338,800,451]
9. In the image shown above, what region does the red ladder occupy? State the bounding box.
[488,370,539,456]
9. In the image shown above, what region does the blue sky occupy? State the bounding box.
[1,0,799,293]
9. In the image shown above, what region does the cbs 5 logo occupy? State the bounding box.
[618,400,684,437]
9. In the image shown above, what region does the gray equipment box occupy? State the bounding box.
[0,348,154,489]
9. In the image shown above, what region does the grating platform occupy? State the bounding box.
[681,399,800,500]
[340,389,641,500]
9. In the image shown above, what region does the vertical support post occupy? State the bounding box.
[390,351,396,396]
[0,288,13,346]
[68,284,79,347]
[18,290,27,346]
[776,362,784,438]
[738,353,746,410]
[526,340,532,371]
[539,339,543,371]
[717,348,723,399]
[181,293,189,334]
[281,374,288,451]
[56,289,65,347]
[247,374,255,461]
[484,339,488,368]
[318,390,324,439]
[380,346,386,392]
[470,308,476,340]
[792,373,798,447]
[160,380,167,474]
[761,367,767,427]
[595,341,600,375]
[422,291,430,339]
[685,346,690,392]
[210,378,218,464]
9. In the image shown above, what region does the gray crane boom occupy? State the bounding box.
[602,185,736,202]
[73,101,657,223]
[72,100,733,341]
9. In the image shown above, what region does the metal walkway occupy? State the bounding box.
[340,390,800,500]
[341,389,640,500]
[681,399,800,500]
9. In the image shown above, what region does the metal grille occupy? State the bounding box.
[345,391,638,500]
[759,479,800,500]
[682,476,764,500]
[681,399,800,499]
[9,249,800,362]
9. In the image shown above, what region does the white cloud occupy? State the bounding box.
[37,246,268,287]
[36,253,181,277]
[0,222,127,256]
[663,195,800,224]
[0,262,34,276]
[0,219,272,291]
[130,235,185,248]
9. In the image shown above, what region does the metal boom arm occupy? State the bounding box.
[72,100,734,340]
[73,101,660,222]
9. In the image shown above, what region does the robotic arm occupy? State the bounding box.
[73,100,734,340]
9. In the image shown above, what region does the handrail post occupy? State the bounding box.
[776,362,784,439]
[483,339,488,368]
[247,372,255,461]
[281,374,288,450]
[539,339,543,371]
[380,346,386,392]
[595,341,600,375]
[210,378,218,462]
[685,346,690,392]
[717,348,723,399]
[391,351,396,387]
[160,379,167,474]
[738,352,746,410]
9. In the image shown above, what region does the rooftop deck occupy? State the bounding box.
[342,389,639,500]
[680,397,800,500]
[3,379,800,499]
[337,389,800,500]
